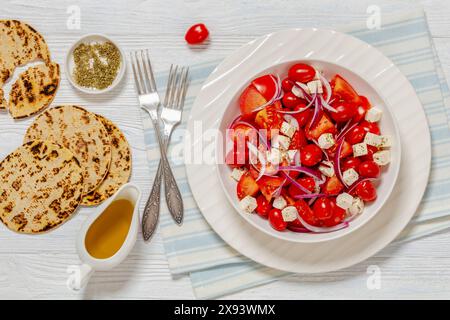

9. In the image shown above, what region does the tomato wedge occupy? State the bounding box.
[252,74,277,101]
[331,75,361,105]
[239,85,267,116]
[257,175,285,201]
[236,172,259,200]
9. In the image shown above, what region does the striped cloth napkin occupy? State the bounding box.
[141,9,450,299]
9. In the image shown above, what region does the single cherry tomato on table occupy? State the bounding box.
[268,208,287,231]
[300,144,323,166]
[354,180,377,202]
[346,125,366,145]
[288,63,316,83]
[341,157,361,172]
[313,198,334,220]
[330,100,356,123]
[282,92,302,108]
[358,160,381,178]
[256,194,272,218]
[185,23,209,44]
[281,78,294,92]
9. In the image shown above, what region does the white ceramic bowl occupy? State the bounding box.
[216,59,401,243]
[65,33,126,94]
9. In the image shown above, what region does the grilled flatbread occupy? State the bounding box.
[81,115,132,206]
[8,62,60,119]
[24,106,112,195]
[0,20,51,106]
[0,140,83,234]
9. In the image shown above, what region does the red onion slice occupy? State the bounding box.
[347,177,378,194]
[287,225,311,233]
[333,138,347,187]
[336,122,358,141]
[320,95,337,113]
[296,213,349,233]
[308,95,320,128]
[234,121,269,149]
[281,171,311,194]
[279,166,322,180]
[293,193,327,199]
[317,72,332,103]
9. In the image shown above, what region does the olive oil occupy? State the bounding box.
[85,199,134,259]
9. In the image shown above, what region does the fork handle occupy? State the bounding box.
[142,162,163,241]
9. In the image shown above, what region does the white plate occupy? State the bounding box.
[216,60,401,243]
[185,28,431,273]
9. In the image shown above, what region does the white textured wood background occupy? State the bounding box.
[1,0,450,299]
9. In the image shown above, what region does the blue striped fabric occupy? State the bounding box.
[141,9,450,298]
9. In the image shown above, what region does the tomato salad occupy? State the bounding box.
[226,63,392,233]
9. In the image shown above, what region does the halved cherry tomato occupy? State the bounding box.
[295,199,319,226]
[256,194,272,218]
[342,157,361,172]
[313,198,334,220]
[255,105,283,135]
[322,199,346,227]
[289,130,307,150]
[300,144,322,167]
[236,172,259,199]
[307,113,337,140]
[239,85,267,116]
[268,208,287,231]
[326,140,352,159]
[282,92,302,108]
[346,125,366,145]
[358,160,380,178]
[252,74,277,101]
[360,120,380,135]
[331,74,361,105]
[354,180,377,202]
[288,63,316,83]
[257,175,285,201]
[281,78,293,92]
[287,177,316,198]
[330,100,356,123]
[322,176,344,195]
[185,23,209,44]
[293,107,312,127]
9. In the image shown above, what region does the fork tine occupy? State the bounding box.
[145,49,157,92]
[177,67,189,110]
[130,53,143,95]
[164,65,175,106]
[134,51,149,93]
[167,65,179,107]
[173,67,185,109]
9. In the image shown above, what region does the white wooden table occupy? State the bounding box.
[1,0,450,299]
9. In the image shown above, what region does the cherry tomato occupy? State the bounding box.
[185,23,209,44]
[361,145,378,161]
[321,176,344,195]
[225,143,248,168]
[300,144,323,167]
[252,75,277,101]
[330,100,356,123]
[254,105,283,135]
[256,175,285,201]
[288,177,316,198]
[341,157,361,172]
[346,125,366,145]
[268,208,287,231]
[313,198,334,220]
[295,199,320,226]
[288,218,304,229]
[331,74,361,105]
[256,194,272,218]
[281,78,293,92]
[236,172,259,199]
[358,161,380,178]
[288,63,316,83]
[289,130,307,150]
[293,107,312,127]
[360,120,380,135]
[282,92,301,108]
[353,95,371,122]
[239,85,267,116]
[322,200,346,227]
[354,180,377,202]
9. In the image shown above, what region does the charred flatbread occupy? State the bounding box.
[81,115,131,206]
[0,140,83,234]
[24,105,112,194]
[8,62,60,119]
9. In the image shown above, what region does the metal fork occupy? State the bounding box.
[141,65,189,240]
[130,50,184,241]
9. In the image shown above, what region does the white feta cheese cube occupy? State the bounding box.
[307,80,323,94]
[365,107,383,122]
[266,148,282,165]
[336,192,354,210]
[343,168,359,186]
[364,132,382,147]
[277,135,291,150]
[286,150,298,164]
[239,195,257,213]
[349,197,365,216]
[352,143,368,157]
[281,206,298,222]
[273,196,287,210]
[373,150,391,166]
[318,161,335,177]
[280,121,296,138]
[231,167,247,181]
[379,135,393,148]
[318,133,336,150]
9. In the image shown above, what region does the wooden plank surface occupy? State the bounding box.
[1,0,450,299]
